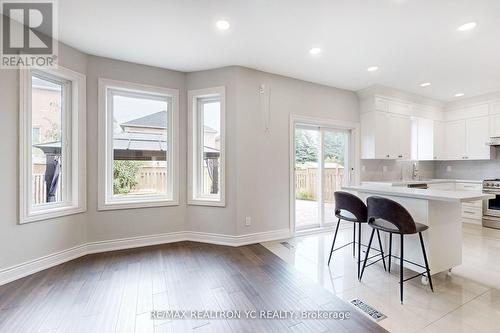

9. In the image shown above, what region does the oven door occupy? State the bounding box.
[483,191,500,217]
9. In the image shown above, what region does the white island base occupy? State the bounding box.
[343,185,493,276]
[356,193,461,275]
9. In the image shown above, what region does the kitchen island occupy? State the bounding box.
[342,184,493,276]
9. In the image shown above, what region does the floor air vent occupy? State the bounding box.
[350,299,387,322]
[280,241,295,249]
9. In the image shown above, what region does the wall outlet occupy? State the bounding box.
[382,166,388,172]
[446,166,452,172]
[361,165,366,172]
[245,216,252,227]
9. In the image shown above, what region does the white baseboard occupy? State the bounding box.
[0,244,87,287]
[0,228,291,286]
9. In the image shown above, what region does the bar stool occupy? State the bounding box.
[328,191,387,279]
[360,196,434,304]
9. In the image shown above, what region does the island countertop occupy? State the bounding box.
[342,184,494,202]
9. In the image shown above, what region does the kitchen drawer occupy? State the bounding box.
[428,182,455,191]
[462,200,482,208]
[461,206,482,220]
[455,183,482,191]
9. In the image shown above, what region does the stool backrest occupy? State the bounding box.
[367,196,417,234]
[334,191,367,222]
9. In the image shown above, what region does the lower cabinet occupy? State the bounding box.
[428,182,483,223]
[456,182,483,223]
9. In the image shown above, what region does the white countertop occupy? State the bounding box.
[361,179,482,186]
[342,184,494,202]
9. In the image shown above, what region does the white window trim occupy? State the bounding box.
[97,78,179,211]
[19,66,87,224]
[188,86,226,207]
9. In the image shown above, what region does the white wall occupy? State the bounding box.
[0,43,88,270]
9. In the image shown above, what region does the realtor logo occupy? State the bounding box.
[1,0,58,68]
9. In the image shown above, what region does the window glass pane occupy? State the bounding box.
[111,91,169,198]
[294,127,320,228]
[199,99,221,197]
[31,75,63,205]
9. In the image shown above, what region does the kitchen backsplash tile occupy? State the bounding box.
[361,159,500,182]
[433,160,500,180]
[360,160,434,181]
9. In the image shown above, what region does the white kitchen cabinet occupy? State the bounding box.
[444,120,467,160]
[427,182,455,191]
[412,118,445,161]
[455,182,483,223]
[391,114,411,159]
[361,111,411,159]
[489,113,500,137]
[433,121,445,160]
[444,118,490,160]
[465,117,490,160]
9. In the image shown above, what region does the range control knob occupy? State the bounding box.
[495,183,500,187]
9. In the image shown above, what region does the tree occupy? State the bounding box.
[295,129,318,163]
[113,160,143,194]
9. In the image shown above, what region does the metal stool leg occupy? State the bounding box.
[419,232,434,292]
[360,229,375,281]
[328,218,341,266]
[388,233,392,273]
[376,230,387,271]
[352,223,356,257]
[357,222,362,279]
[400,234,404,304]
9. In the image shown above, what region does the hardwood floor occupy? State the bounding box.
[0,242,386,332]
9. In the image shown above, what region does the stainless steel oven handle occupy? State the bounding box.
[482,190,500,194]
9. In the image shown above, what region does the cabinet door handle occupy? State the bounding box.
[463,210,475,214]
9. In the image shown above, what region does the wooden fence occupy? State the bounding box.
[32,174,62,204]
[295,167,344,202]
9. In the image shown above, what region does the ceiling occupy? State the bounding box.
[58,0,500,102]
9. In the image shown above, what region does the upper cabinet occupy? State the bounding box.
[490,102,500,137]
[465,117,490,160]
[444,120,467,160]
[411,118,445,161]
[361,111,411,159]
[359,89,497,161]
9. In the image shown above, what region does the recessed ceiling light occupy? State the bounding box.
[457,21,477,31]
[215,20,230,30]
[420,82,432,87]
[309,47,322,55]
[454,93,465,97]
[367,66,379,72]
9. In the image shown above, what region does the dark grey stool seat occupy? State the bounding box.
[360,196,434,304]
[370,219,428,234]
[328,191,386,279]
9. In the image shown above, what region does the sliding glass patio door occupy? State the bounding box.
[294,125,351,230]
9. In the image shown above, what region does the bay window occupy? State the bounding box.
[188,86,226,206]
[19,67,86,223]
[98,79,179,210]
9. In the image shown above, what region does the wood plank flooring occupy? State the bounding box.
[0,242,387,333]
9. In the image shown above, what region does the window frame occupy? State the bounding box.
[97,78,179,210]
[19,66,87,224]
[188,86,226,207]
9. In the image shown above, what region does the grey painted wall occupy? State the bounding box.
[0,43,88,270]
[85,55,187,242]
[1,48,360,272]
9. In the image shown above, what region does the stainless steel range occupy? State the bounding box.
[482,179,500,229]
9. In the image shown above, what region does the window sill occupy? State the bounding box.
[20,205,87,224]
[187,199,226,207]
[98,198,179,211]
